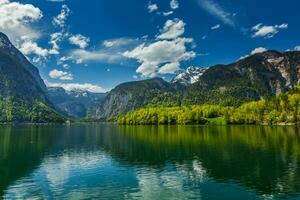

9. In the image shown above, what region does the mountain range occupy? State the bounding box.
[1,32,300,122]
[96,50,300,119]
[48,87,106,119]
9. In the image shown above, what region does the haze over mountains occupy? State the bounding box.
[0,32,300,122]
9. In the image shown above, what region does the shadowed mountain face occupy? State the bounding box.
[97,50,300,118]
[0,32,63,123]
[48,87,106,119]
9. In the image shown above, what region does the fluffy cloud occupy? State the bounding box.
[211,24,220,30]
[197,0,235,27]
[52,4,70,28]
[46,81,108,93]
[0,0,43,42]
[123,38,195,77]
[157,19,185,40]
[252,23,288,38]
[68,34,90,49]
[158,62,180,74]
[251,47,267,55]
[170,0,179,10]
[19,40,49,57]
[295,46,300,51]
[148,2,158,13]
[49,69,73,80]
[48,32,67,55]
[0,0,47,58]
[69,49,123,64]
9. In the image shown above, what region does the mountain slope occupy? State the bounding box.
[96,78,177,119]
[0,32,64,123]
[48,87,106,119]
[97,50,300,119]
[185,50,300,106]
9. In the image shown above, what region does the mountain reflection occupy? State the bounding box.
[1,124,300,199]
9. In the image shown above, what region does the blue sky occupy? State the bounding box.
[0,0,299,92]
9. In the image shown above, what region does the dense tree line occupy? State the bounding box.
[0,96,64,123]
[118,86,300,125]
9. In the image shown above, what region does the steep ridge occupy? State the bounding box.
[0,32,63,123]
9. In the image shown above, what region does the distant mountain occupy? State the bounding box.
[96,78,177,119]
[0,32,64,123]
[48,87,106,119]
[97,50,300,118]
[171,66,208,86]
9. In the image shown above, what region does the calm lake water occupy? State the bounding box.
[0,124,300,200]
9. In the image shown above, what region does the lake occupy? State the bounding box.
[0,124,300,199]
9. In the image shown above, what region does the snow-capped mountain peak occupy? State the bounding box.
[171,66,208,86]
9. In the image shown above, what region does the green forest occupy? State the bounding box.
[0,96,64,123]
[117,86,300,125]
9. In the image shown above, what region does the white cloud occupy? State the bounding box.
[158,62,180,74]
[68,34,90,49]
[49,69,73,80]
[46,81,108,93]
[252,23,288,38]
[123,38,195,77]
[239,47,268,60]
[49,32,66,55]
[197,0,235,27]
[19,40,50,57]
[148,2,158,13]
[62,64,69,69]
[170,0,179,10]
[103,38,138,48]
[69,49,123,64]
[52,4,70,28]
[157,19,185,40]
[211,24,220,30]
[162,11,174,16]
[251,47,267,55]
[295,46,300,51]
[0,0,46,57]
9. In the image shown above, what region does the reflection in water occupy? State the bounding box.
[0,124,300,199]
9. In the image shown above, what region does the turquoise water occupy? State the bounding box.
[0,124,300,199]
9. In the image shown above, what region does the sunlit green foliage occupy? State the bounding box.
[0,96,65,123]
[118,86,300,125]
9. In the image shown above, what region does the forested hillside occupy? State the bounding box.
[99,50,300,119]
[118,86,300,125]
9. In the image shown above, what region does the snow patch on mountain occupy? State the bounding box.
[171,66,208,85]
